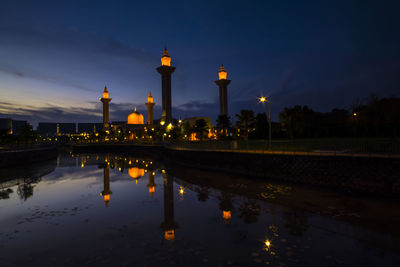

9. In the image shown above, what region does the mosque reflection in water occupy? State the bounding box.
[2,153,399,266]
[91,153,240,242]
[96,154,183,241]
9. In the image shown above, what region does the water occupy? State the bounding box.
[0,153,399,266]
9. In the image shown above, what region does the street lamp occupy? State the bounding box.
[258,96,272,150]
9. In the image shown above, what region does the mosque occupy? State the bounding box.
[99,48,231,139]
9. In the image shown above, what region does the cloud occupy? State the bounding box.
[0,64,95,92]
[0,24,159,94]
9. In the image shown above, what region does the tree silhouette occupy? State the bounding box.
[193,119,209,140]
[235,109,256,140]
[216,115,231,139]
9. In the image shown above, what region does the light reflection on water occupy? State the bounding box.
[0,153,399,266]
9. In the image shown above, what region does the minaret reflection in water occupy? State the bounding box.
[160,172,178,241]
[219,192,234,224]
[147,171,156,197]
[100,157,112,207]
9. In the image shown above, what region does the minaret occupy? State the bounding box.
[100,157,112,207]
[100,86,112,130]
[160,173,178,240]
[147,171,156,197]
[145,92,155,125]
[156,48,176,124]
[215,65,231,116]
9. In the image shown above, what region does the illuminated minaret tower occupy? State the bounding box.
[100,157,112,207]
[156,48,176,124]
[100,86,112,130]
[160,173,178,240]
[215,65,231,116]
[145,92,155,125]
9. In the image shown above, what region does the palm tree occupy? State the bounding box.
[235,109,255,140]
[193,119,209,140]
[216,115,231,139]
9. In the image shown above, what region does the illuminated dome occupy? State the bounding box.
[128,167,145,179]
[218,64,227,80]
[127,107,144,125]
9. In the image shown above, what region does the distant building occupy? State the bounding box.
[37,122,76,136]
[0,118,28,135]
[37,123,57,136]
[12,120,28,135]
[0,118,12,134]
[78,123,103,133]
[59,123,76,134]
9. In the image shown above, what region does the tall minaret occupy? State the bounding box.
[100,86,112,130]
[156,48,176,124]
[215,65,231,116]
[100,156,112,207]
[145,92,155,125]
[160,173,178,240]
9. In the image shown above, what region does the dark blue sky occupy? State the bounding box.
[0,0,399,127]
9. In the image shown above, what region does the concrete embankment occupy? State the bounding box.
[0,146,57,168]
[71,144,400,197]
[162,148,400,197]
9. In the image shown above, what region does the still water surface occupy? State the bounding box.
[0,153,399,266]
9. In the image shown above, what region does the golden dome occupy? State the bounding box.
[218,64,227,80]
[127,107,144,124]
[128,167,145,179]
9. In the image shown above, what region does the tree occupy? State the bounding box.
[182,121,193,139]
[193,119,209,140]
[216,115,231,139]
[235,109,255,140]
[253,113,268,139]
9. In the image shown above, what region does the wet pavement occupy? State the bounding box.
[0,153,399,266]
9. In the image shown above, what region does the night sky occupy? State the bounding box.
[0,0,399,127]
